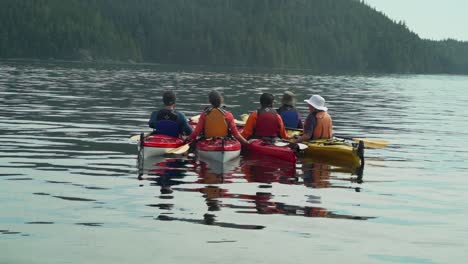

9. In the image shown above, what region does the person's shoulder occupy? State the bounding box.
[175,111,188,118]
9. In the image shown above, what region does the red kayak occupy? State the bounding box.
[245,139,297,163]
[140,134,185,157]
[196,138,241,163]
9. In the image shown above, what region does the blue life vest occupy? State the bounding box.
[278,105,300,129]
[152,109,180,137]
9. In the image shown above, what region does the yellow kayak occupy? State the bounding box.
[298,138,364,169]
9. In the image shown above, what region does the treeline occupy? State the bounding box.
[1,0,467,74]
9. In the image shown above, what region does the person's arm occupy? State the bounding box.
[179,112,194,136]
[187,112,205,141]
[295,113,315,143]
[277,114,290,139]
[225,113,249,145]
[240,112,257,139]
[148,111,158,129]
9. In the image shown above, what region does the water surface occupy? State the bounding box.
[1,61,467,264]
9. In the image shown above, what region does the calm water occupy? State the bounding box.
[1,61,467,264]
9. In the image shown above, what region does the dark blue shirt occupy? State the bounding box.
[148,109,193,137]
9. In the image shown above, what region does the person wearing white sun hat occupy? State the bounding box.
[293,95,333,143]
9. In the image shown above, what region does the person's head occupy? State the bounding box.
[162,90,176,106]
[259,93,274,108]
[208,90,223,108]
[281,91,296,106]
[304,95,328,112]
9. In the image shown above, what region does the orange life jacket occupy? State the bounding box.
[312,111,332,139]
[204,107,228,138]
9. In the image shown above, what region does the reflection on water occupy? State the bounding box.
[2,61,468,263]
[137,151,370,230]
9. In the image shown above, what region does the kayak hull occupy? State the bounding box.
[245,139,297,163]
[196,138,241,163]
[301,139,364,168]
[139,134,185,158]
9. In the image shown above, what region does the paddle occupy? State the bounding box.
[130,132,150,141]
[333,135,389,149]
[166,144,190,154]
[190,114,201,123]
[274,141,308,151]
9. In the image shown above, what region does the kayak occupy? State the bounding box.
[196,138,241,163]
[244,139,297,163]
[139,134,185,158]
[300,138,364,169]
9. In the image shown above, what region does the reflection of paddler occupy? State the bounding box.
[302,163,331,188]
[304,207,328,217]
[199,186,229,199]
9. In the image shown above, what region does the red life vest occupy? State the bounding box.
[255,108,279,137]
[312,111,333,139]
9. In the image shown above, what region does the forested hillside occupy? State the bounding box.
[1,0,467,74]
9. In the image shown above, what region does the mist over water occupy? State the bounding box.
[1,61,467,264]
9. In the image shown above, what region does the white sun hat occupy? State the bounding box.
[304,95,328,111]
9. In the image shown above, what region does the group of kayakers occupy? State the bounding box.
[148,90,333,146]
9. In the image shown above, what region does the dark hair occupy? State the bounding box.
[162,90,176,106]
[260,93,274,107]
[208,90,223,108]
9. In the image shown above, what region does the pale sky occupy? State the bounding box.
[363,0,468,41]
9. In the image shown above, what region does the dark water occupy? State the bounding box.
[1,61,467,264]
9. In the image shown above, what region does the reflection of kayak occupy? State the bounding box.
[242,154,297,184]
[140,134,185,157]
[198,155,240,176]
[245,139,297,163]
[301,139,364,169]
[196,138,241,163]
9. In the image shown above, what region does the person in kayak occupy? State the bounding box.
[241,93,289,140]
[148,90,193,137]
[277,91,303,129]
[294,94,333,142]
[187,90,249,145]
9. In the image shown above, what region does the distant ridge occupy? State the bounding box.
[1,0,467,74]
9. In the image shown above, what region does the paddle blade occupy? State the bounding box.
[190,114,201,123]
[353,138,389,149]
[130,132,150,142]
[166,144,190,154]
[130,135,140,141]
[234,119,246,126]
[297,143,308,150]
[273,142,289,147]
[240,114,249,122]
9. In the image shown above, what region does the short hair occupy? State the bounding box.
[260,93,274,107]
[208,90,223,108]
[162,90,176,106]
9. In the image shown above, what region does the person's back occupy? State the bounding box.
[203,107,229,138]
[188,91,248,145]
[277,91,303,129]
[294,94,332,143]
[148,90,192,137]
[241,93,289,140]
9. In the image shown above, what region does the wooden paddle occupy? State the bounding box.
[130,132,150,141]
[166,143,190,154]
[274,141,308,150]
[190,114,201,123]
[335,136,389,149]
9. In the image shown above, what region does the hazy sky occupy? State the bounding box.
[363,0,468,41]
